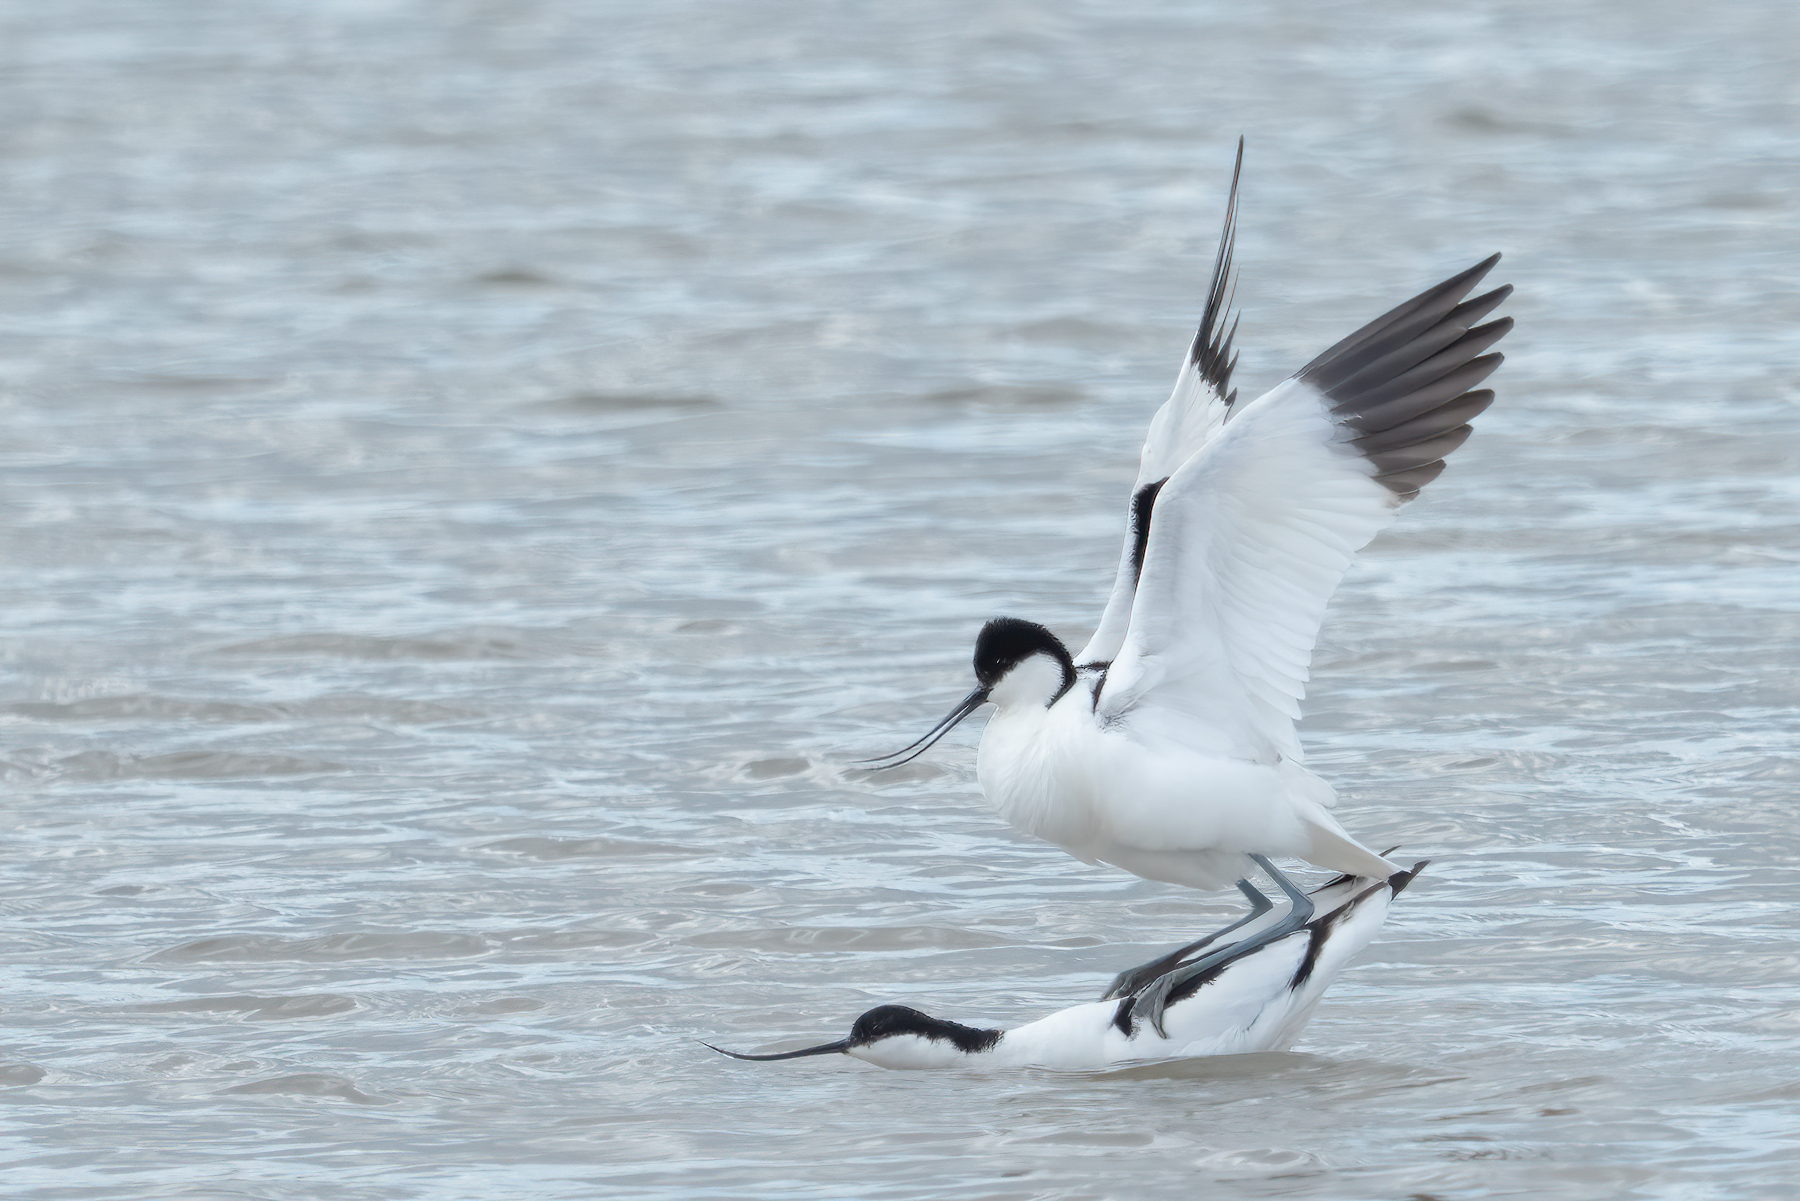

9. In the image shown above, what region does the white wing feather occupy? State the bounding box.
[1094,253,1513,763]
[1075,346,1236,666]
[1095,379,1395,763]
[1077,140,1244,666]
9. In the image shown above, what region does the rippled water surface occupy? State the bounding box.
[3,2,1798,1198]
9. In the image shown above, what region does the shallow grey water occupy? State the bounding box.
[3,1,1798,1198]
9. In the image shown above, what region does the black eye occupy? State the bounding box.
[851,1004,930,1042]
[973,617,1063,684]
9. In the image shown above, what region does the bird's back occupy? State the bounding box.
[987,872,1403,1070]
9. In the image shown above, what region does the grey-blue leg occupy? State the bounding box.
[1099,879,1274,1001]
[1130,856,1317,1038]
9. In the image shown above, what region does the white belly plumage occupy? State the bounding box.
[975,694,1332,891]
[863,218,1505,894]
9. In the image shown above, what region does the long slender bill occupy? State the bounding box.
[701,1038,852,1061]
[857,686,990,769]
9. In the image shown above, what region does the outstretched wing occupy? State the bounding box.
[1076,139,1245,666]
[1095,256,1513,763]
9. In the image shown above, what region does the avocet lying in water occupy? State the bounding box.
[708,862,1422,1072]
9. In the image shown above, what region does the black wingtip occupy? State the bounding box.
[1311,847,1406,893]
[1298,253,1508,387]
[1387,859,1430,896]
[1189,138,1245,402]
[1296,251,1513,501]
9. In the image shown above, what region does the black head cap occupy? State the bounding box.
[972,617,1075,691]
[849,1004,1001,1054]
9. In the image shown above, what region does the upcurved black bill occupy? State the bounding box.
[858,686,990,769]
[701,1038,851,1061]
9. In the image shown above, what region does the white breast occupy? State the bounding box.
[976,692,1324,887]
[976,691,1106,856]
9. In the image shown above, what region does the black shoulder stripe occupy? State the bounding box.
[1163,957,1231,1007]
[1286,917,1334,991]
[1128,477,1169,588]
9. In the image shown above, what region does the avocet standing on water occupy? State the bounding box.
[709,862,1424,1070]
[865,141,1510,1023]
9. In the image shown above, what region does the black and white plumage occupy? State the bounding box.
[867,142,1510,902]
[708,864,1424,1071]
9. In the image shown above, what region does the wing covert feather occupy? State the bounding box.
[1096,256,1510,761]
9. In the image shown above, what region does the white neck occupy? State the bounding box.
[847,1035,987,1070]
[987,653,1069,712]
